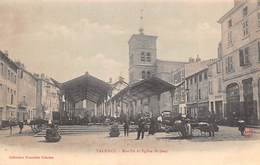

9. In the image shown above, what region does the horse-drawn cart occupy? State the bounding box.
[191,122,219,137]
[163,118,219,138]
[28,119,48,134]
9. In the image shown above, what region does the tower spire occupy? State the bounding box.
[139,9,144,34]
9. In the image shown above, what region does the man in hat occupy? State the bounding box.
[136,117,146,140]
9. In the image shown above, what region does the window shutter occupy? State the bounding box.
[244,47,249,64]
[225,59,228,73]
[239,49,244,66]
[141,71,145,79]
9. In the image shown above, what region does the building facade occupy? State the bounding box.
[0,51,61,126]
[172,67,186,115]
[218,0,260,124]
[156,60,186,115]
[35,74,60,122]
[208,58,225,121]
[0,51,18,127]
[185,59,214,120]
[16,62,37,122]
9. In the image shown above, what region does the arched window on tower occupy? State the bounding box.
[147,71,151,78]
[141,52,145,62]
[146,52,151,62]
[142,71,146,79]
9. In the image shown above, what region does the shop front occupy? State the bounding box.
[226,83,240,123]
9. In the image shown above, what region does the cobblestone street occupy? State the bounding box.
[0,125,260,152]
[1,125,260,165]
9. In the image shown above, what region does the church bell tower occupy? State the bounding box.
[128,10,157,84]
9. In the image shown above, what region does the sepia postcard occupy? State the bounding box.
[0,0,260,165]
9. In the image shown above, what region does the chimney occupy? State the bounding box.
[108,77,112,84]
[218,42,223,58]
[234,0,242,7]
[196,54,201,62]
[33,73,39,78]
[188,57,195,63]
[40,73,45,79]
[16,61,25,69]
[119,76,124,82]
[3,50,8,57]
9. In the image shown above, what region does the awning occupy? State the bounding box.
[110,77,179,102]
[61,73,111,103]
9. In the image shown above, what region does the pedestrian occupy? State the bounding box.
[232,111,238,126]
[136,117,145,140]
[238,119,246,136]
[123,120,129,136]
[109,122,120,137]
[208,113,216,137]
[18,121,24,134]
[148,116,156,135]
[9,119,13,136]
[186,122,192,137]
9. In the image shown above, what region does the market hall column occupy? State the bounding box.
[170,89,175,116]
[157,95,160,116]
[140,99,143,115]
[134,100,137,116]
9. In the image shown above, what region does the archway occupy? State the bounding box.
[226,83,240,121]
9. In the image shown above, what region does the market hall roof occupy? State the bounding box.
[110,77,179,103]
[61,73,112,103]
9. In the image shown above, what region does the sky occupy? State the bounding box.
[0,0,233,83]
